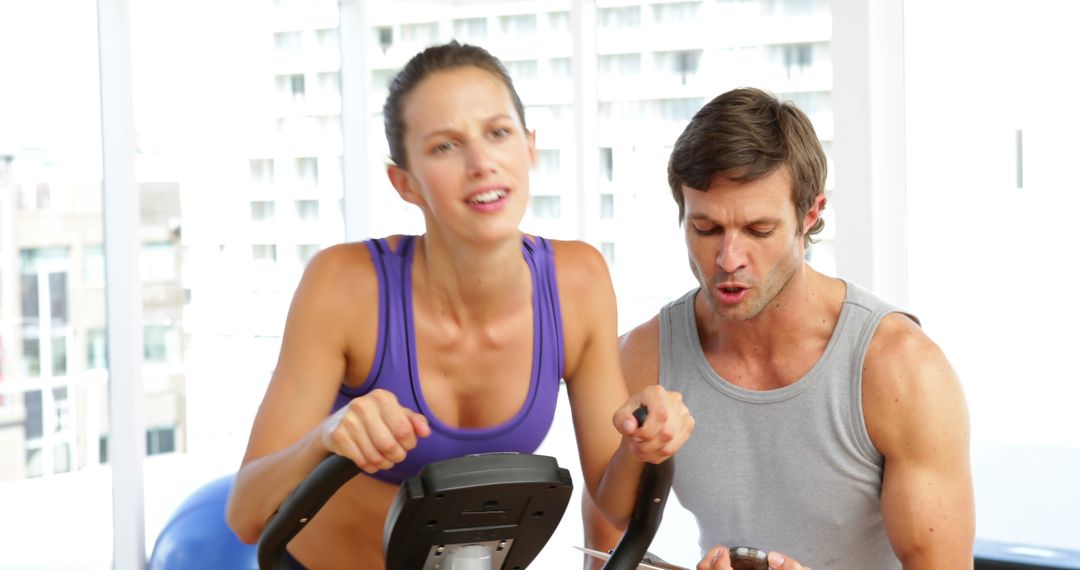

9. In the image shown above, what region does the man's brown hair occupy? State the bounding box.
[667,87,827,246]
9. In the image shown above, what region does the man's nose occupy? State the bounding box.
[716,234,748,274]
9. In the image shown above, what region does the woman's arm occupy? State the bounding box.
[225,243,429,544]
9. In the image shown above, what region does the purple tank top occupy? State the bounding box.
[332,235,565,485]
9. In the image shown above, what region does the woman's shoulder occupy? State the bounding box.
[298,237,404,298]
[539,237,608,275]
[540,237,613,307]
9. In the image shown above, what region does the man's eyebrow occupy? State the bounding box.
[685,215,782,225]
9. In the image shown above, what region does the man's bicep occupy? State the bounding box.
[880,434,974,567]
[868,319,975,567]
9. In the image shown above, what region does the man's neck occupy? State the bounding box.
[696,266,845,388]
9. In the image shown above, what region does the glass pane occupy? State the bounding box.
[0,1,112,567]
[906,1,1080,553]
[123,0,347,563]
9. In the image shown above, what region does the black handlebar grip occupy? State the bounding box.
[601,405,675,570]
[256,454,360,570]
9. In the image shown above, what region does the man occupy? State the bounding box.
[585,88,974,570]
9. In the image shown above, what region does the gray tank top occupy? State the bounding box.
[660,281,912,569]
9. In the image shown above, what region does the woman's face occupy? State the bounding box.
[390,66,535,245]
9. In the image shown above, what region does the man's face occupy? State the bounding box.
[683,167,811,322]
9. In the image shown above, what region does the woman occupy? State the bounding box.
[225,41,693,569]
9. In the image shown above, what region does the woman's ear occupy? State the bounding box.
[526,129,537,167]
[387,165,424,207]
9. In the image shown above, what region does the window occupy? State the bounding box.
[652,1,702,24]
[529,196,561,220]
[26,447,43,479]
[599,100,647,122]
[658,97,705,122]
[251,200,276,222]
[765,0,823,17]
[52,387,71,433]
[253,244,278,262]
[51,335,67,376]
[315,28,338,48]
[52,442,71,474]
[87,328,107,369]
[250,158,274,183]
[534,149,560,177]
[48,272,67,324]
[599,147,613,181]
[504,59,539,82]
[375,26,393,51]
[654,50,702,84]
[297,244,320,265]
[140,242,177,282]
[22,338,41,378]
[600,242,616,266]
[146,427,176,456]
[143,325,170,363]
[600,53,641,77]
[295,199,320,220]
[547,11,570,33]
[277,74,306,100]
[499,14,537,35]
[781,43,813,78]
[24,391,43,440]
[453,17,486,40]
[600,194,615,220]
[599,6,641,28]
[20,274,39,320]
[372,68,398,89]
[295,157,318,186]
[274,31,302,51]
[401,22,438,44]
[549,58,571,79]
[316,72,340,95]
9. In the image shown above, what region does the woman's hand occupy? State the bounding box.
[319,388,431,473]
[612,384,694,464]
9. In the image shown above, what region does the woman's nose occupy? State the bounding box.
[466,143,496,178]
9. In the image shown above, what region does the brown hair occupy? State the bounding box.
[383,40,526,169]
[667,87,827,246]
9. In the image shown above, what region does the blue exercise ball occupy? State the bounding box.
[148,474,257,570]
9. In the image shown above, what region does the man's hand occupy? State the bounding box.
[698,546,811,570]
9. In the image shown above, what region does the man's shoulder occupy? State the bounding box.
[862,311,962,450]
[620,314,662,354]
[618,315,662,391]
[866,312,940,371]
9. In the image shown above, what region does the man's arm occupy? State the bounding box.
[863,313,975,568]
[581,317,663,569]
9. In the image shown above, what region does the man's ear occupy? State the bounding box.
[387,165,424,207]
[802,193,827,234]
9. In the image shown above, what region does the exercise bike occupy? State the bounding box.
[151,409,676,569]
[257,450,673,569]
[258,406,672,569]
